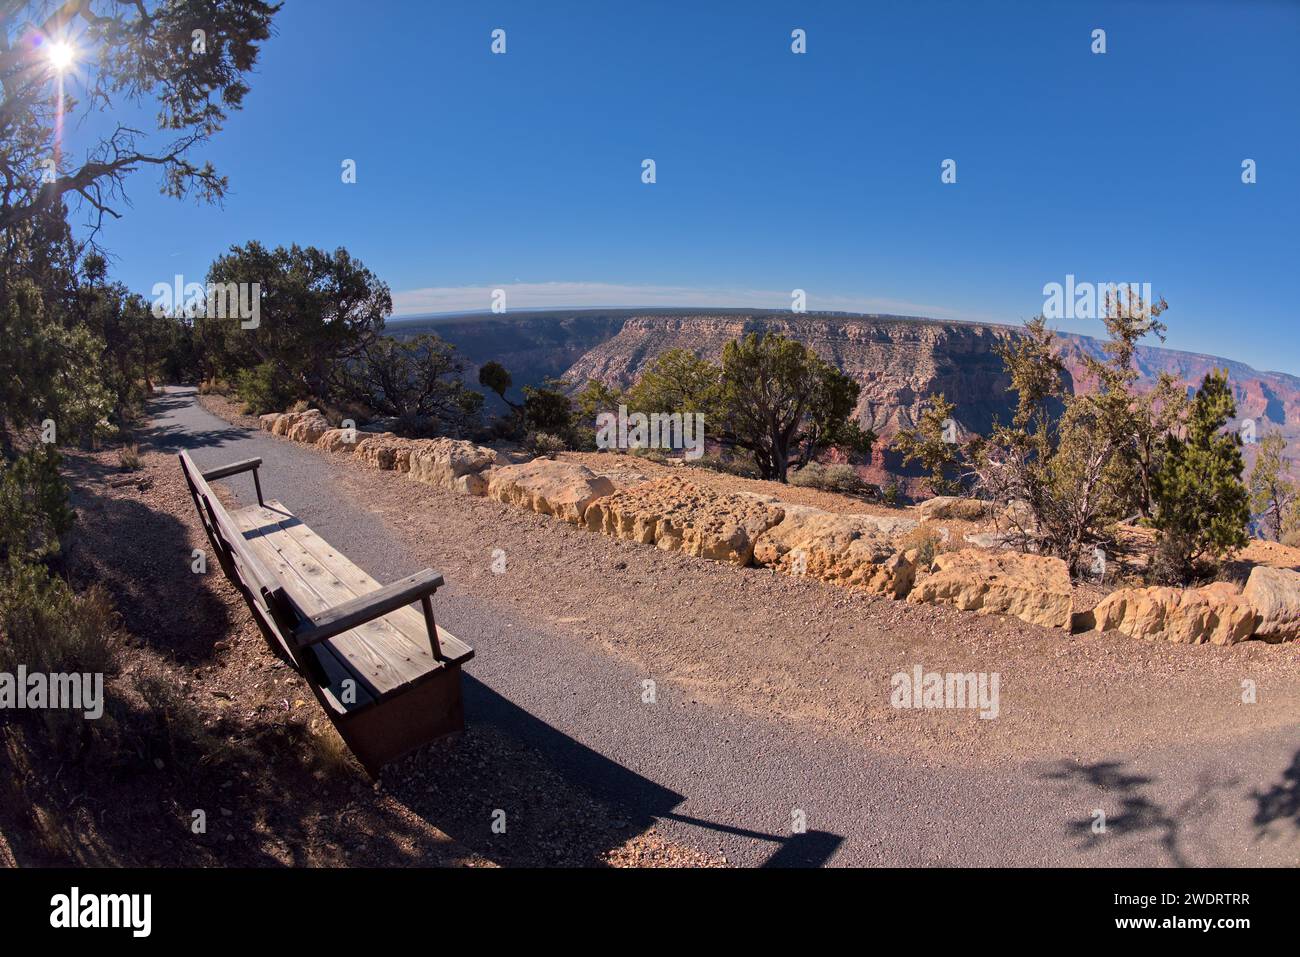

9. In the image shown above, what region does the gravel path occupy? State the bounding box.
[147,387,1300,866]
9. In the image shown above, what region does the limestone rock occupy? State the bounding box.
[1242,565,1300,642]
[316,428,360,453]
[455,471,489,496]
[352,433,420,472]
[963,531,1017,549]
[270,410,306,436]
[906,548,1073,629]
[915,496,991,521]
[489,459,616,524]
[1090,582,1259,646]
[285,410,330,443]
[583,475,783,565]
[752,504,919,597]
[408,438,505,491]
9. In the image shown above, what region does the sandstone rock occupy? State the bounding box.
[408,438,504,491]
[316,428,359,453]
[489,459,616,524]
[455,471,489,496]
[270,410,306,436]
[916,496,990,521]
[583,475,783,565]
[906,548,1072,629]
[352,433,420,472]
[1090,582,1259,646]
[1242,565,1300,642]
[752,504,918,597]
[286,410,331,444]
[963,531,1017,549]
[258,413,282,432]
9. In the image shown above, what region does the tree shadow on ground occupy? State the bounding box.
[1044,760,1236,867]
[63,466,236,666]
[1252,747,1300,836]
[138,388,251,454]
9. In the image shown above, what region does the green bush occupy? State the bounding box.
[0,447,74,564]
[881,479,904,507]
[234,362,300,416]
[0,559,117,677]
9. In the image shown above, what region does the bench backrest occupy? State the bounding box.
[178,451,298,652]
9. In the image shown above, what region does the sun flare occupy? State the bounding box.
[47,40,76,72]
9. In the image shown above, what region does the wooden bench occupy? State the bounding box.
[179,450,472,775]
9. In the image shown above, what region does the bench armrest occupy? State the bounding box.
[200,457,265,506]
[293,569,446,651]
[200,457,263,481]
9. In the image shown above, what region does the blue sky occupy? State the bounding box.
[71,0,1300,373]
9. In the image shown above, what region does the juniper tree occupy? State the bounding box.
[1150,369,1250,581]
[1248,430,1296,542]
[892,393,963,496]
[975,296,1183,573]
[714,333,871,482]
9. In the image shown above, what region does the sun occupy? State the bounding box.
[47,40,76,72]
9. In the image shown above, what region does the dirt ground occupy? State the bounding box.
[0,447,721,867]
[318,453,1300,768]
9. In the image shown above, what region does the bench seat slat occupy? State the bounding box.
[231,502,471,701]
[252,503,472,665]
[225,508,378,712]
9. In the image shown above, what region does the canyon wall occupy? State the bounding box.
[561,313,1300,457]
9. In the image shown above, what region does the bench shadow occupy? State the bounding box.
[372,675,843,867]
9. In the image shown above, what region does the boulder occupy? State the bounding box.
[270,410,306,436]
[752,504,919,597]
[316,428,359,453]
[285,410,330,443]
[583,475,783,565]
[488,459,616,524]
[455,471,489,496]
[352,433,420,472]
[1090,582,1259,646]
[906,548,1073,629]
[1242,565,1300,642]
[258,412,282,432]
[915,496,991,521]
[408,438,504,491]
[963,530,1017,549]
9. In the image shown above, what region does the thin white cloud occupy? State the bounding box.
[390,281,1001,323]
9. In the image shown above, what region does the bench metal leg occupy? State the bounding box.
[420,595,445,662]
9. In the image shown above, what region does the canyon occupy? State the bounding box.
[393,310,1300,459]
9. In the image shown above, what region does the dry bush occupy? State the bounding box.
[789,461,870,494]
[118,443,142,472]
[896,521,952,566]
[526,432,569,459]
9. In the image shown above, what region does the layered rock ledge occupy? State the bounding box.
[907,549,1073,629]
[583,475,784,566]
[751,504,919,597]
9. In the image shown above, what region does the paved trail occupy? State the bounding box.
[146,387,1299,866]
